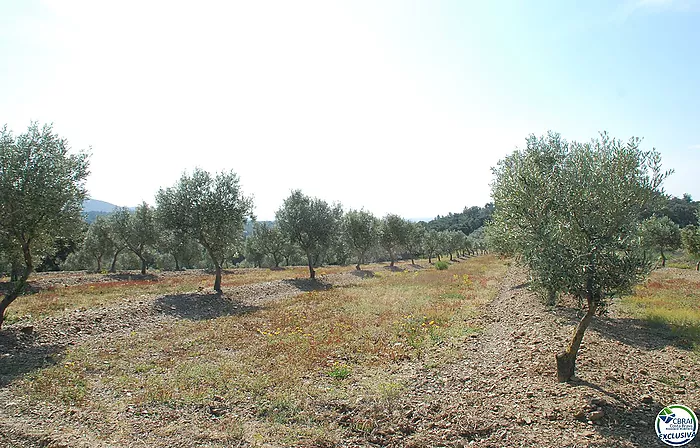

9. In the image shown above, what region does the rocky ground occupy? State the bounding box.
[336,265,699,447]
[0,265,698,447]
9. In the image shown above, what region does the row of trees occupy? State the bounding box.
[0,123,489,327]
[639,213,700,269]
[70,189,489,282]
[248,206,487,277]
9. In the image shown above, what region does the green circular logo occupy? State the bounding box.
[656,404,698,446]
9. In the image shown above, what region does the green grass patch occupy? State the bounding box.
[621,269,700,351]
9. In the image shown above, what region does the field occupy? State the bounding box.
[0,258,698,447]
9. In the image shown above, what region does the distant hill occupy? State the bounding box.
[83,199,120,213]
[82,199,135,223]
[427,203,494,235]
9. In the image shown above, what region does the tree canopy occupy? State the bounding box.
[276,190,342,279]
[488,131,669,381]
[343,209,379,270]
[639,215,681,267]
[156,168,253,291]
[0,123,90,327]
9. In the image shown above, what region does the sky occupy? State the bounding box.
[1,0,699,220]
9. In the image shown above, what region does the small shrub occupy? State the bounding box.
[327,363,351,380]
[434,261,449,270]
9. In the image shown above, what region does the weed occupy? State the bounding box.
[327,363,351,380]
[434,261,449,270]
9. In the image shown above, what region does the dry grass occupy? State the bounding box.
[5,265,348,323]
[620,268,700,351]
[18,256,508,446]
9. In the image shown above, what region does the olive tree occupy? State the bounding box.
[343,209,379,270]
[423,229,441,264]
[82,216,115,272]
[488,131,669,382]
[252,222,287,268]
[111,204,158,275]
[156,224,200,270]
[681,212,700,270]
[0,123,90,328]
[640,215,681,267]
[404,222,426,265]
[156,169,253,292]
[379,214,409,267]
[276,190,342,279]
[445,230,466,261]
[244,232,265,268]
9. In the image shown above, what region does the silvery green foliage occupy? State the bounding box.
[423,229,441,262]
[0,123,89,267]
[82,215,116,271]
[156,168,253,290]
[343,209,379,268]
[403,222,426,264]
[244,230,266,268]
[275,190,342,278]
[681,211,700,270]
[0,122,90,325]
[639,215,681,266]
[379,214,410,266]
[488,131,670,305]
[110,203,158,274]
[251,222,287,268]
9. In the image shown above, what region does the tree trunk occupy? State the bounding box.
[660,249,666,267]
[213,262,222,292]
[174,255,180,271]
[96,255,102,272]
[389,249,395,267]
[437,254,441,262]
[140,256,147,275]
[1,244,34,329]
[411,256,415,265]
[696,260,699,271]
[110,248,123,273]
[556,294,597,382]
[428,255,432,264]
[10,261,20,282]
[545,288,556,306]
[355,263,361,270]
[306,252,315,279]
[449,252,453,261]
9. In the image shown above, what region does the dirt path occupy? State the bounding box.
[339,265,699,447]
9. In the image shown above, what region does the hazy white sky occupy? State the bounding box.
[2,0,698,219]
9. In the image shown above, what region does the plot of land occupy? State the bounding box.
[0,259,698,447]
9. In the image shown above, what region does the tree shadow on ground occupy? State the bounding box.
[566,381,673,447]
[0,330,66,387]
[383,265,405,272]
[106,272,159,282]
[449,259,461,263]
[553,306,693,351]
[350,270,375,278]
[406,264,425,270]
[280,278,335,292]
[155,293,261,321]
[269,266,286,271]
[513,281,531,290]
[0,282,41,296]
